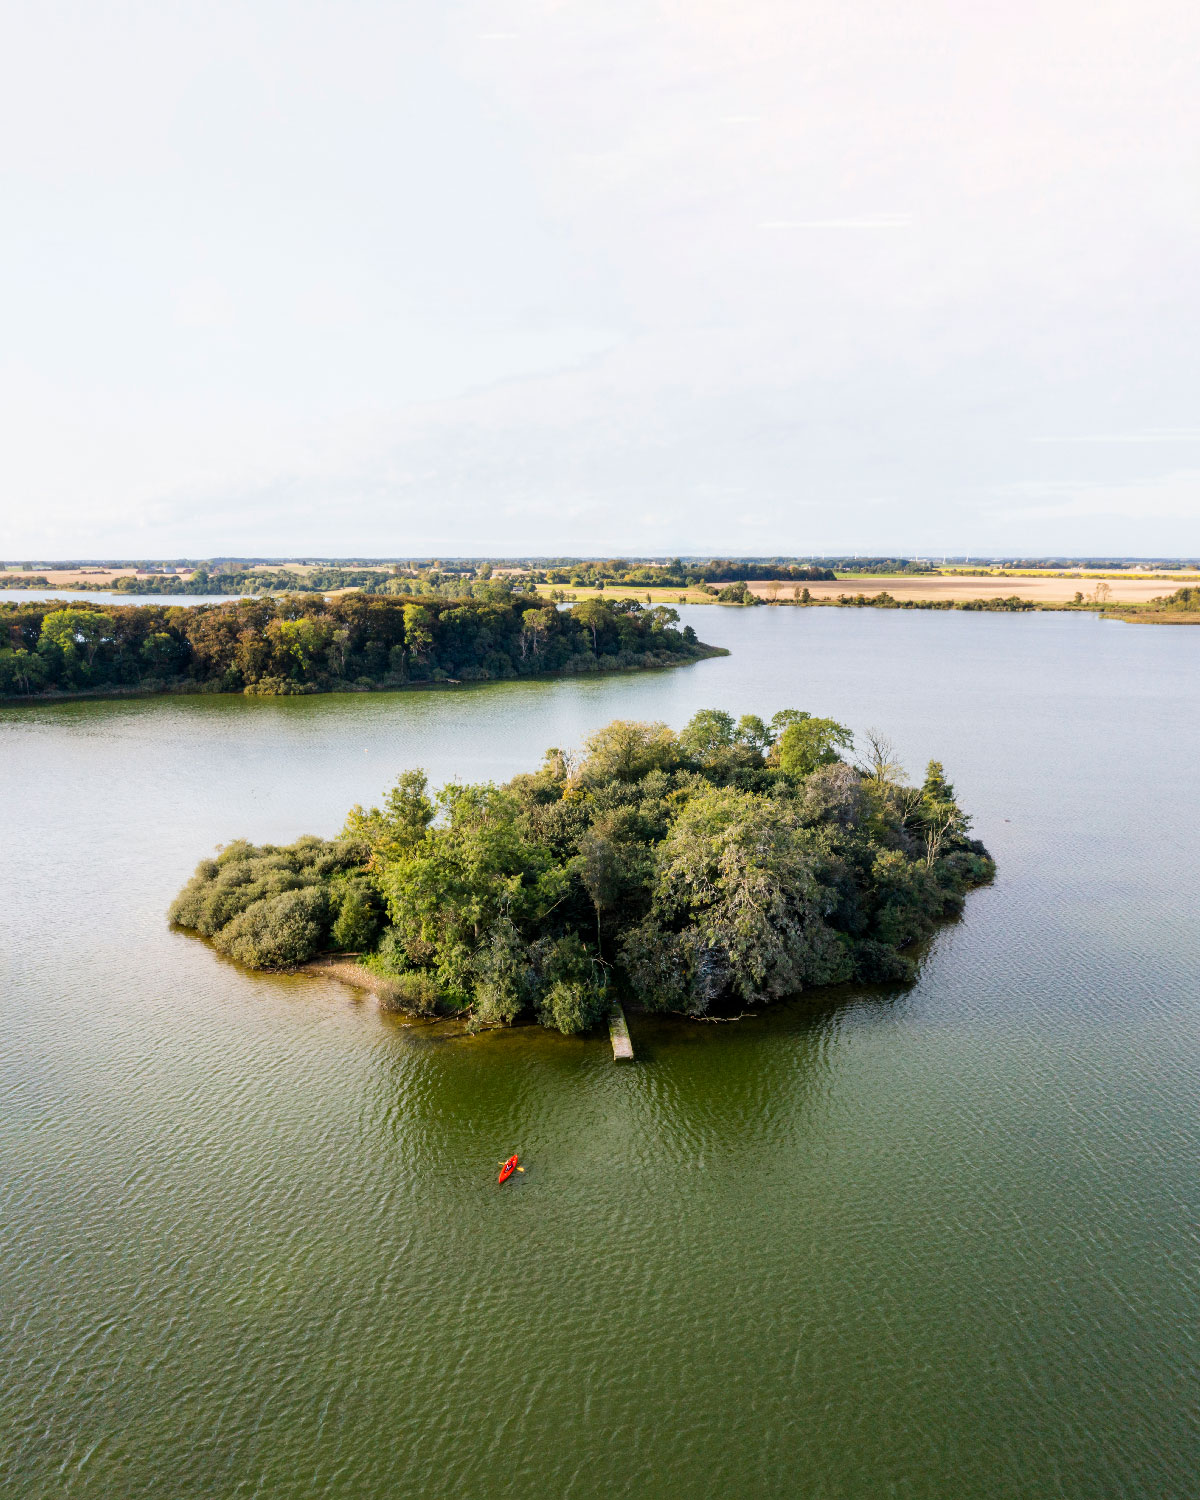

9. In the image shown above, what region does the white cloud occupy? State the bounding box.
[759,216,912,229]
[988,472,1200,523]
[1030,432,1200,444]
[2,0,1200,554]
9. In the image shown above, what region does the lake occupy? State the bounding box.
[2,607,1197,1498]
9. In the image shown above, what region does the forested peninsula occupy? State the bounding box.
[0,592,718,699]
[170,712,995,1033]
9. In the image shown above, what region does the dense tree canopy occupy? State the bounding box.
[539,559,836,588]
[170,711,994,1033]
[0,592,714,698]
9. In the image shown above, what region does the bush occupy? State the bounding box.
[169,836,369,963]
[619,921,689,1013]
[169,846,309,935]
[852,939,917,984]
[531,934,608,1034]
[536,978,608,1034]
[330,882,382,950]
[471,921,533,1026]
[214,887,330,968]
[717,581,757,604]
[243,676,317,696]
[377,971,445,1015]
[370,928,413,974]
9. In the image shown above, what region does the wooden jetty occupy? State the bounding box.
[608,1004,634,1062]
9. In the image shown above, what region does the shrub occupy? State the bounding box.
[471,920,534,1026]
[243,676,317,696]
[619,921,689,1013]
[717,581,756,604]
[536,978,608,1034]
[852,939,917,984]
[531,934,608,1034]
[330,882,382,951]
[214,887,330,968]
[377,971,445,1015]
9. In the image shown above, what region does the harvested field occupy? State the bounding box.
[1,568,141,586]
[749,575,1191,605]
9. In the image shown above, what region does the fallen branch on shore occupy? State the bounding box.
[667,1010,759,1023]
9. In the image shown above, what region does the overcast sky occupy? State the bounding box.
[2,0,1198,558]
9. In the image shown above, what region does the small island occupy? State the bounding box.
[170,711,995,1033]
[0,590,720,699]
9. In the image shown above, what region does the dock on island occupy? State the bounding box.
[608,1004,634,1062]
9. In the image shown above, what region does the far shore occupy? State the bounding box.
[534,574,1193,608]
[750,575,1179,605]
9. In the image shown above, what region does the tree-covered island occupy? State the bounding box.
[0,590,719,699]
[170,712,994,1033]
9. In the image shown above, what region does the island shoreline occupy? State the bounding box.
[0,643,729,706]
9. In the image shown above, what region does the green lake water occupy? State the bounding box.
[2,607,1197,1498]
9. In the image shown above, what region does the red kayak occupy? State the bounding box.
[498,1154,519,1184]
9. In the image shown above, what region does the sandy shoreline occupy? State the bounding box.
[300,956,388,994]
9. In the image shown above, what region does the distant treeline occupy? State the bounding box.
[684,587,1037,611]
[540,559,836,586]
[818,592,1035,612]
[0,560,837,594]
[0,564,476,596]
[821,559,937,575]
[1000,558,1200,571]
[108,566,392,594]
[0,592,714,699]
[5,556,1200,594]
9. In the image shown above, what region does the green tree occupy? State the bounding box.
[141,631,183,674]
[377,783,566,999]
[916,760,969,865]
[520,607,556,659]
[776,717,853,777]
[572,597,612,652]
[735,714,773,754]
[770,709,811,737]
[577,720,678,785]
[344,769,435,866]
[402,604,435,667]
[274,617,333,677]
[330,882,382,950]
[717,581,756,604]
[0,647,48,695]
[39,608,111,672]
[653,786,847,1006]
[678,708,735,761]
[470,919,532,1026]
[571,816,650,955]
[532,934,608,1034]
